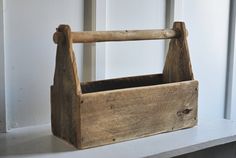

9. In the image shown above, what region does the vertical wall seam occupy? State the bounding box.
[224,0,236,119]
[83,0,106,81]
[0,0,6,133]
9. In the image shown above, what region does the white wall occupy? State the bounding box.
[106,0,166,78]
[182,0,230,118]
[1,0,232,130]
[4,0,84,129]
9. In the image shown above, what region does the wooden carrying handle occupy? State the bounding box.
[53,29,180,44]
[52,22,192,95]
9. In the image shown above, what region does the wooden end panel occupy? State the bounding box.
[50,46,81,148]
[79,80,198,149]
[51,25,81,148]
[163,22,194,83]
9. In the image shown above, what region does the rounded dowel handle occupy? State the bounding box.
[53,29,179,44]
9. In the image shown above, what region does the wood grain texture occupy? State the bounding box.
[163,22,194,83]
[80,80,198,148]
[51,22,198,149]
[51,25,81,147]
[53,29,179,44]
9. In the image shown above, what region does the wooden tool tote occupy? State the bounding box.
[51,22,198,149]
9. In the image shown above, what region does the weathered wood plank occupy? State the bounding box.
[80,80,198,148]
[51,25,81,147]
[163,22,194,83]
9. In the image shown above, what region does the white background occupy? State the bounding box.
[182,0,230,119]
[3,0,84,129]
[0,0,234,131]
[106,0,166,78]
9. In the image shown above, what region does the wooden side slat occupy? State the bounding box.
[163,22,194,83]
[79,80,198,149]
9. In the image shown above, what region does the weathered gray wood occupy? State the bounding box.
[80,80,198,149]
[163,22,194,83]
[51,25,81,147]
[53,29,179,44]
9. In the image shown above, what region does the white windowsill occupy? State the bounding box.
[1,118,236,158]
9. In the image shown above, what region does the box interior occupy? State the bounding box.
[81,73,165,94]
